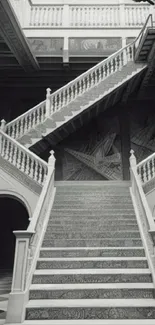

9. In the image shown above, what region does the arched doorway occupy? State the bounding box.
[0,195,30,320]
[0,195,29,270]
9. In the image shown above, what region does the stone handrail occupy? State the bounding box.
[134,13,153,59]
[6,151,56,323]
[137,151,155,185]
[28,3,153,28]
[0,124,48,186]
[130,150,155,286]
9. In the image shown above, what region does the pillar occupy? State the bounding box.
[119,105,131,180]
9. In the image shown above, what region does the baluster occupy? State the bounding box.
[30,7,33,26]
[89,74,92,88]
[25,154,30,175]
[94,71,98,84]
[38,164,43,184]
[35,7,40,26]
[153,158,155,178]
[108,62,111,75]
[4,139,9,161]
[51,96,55,113]
[1,138,6,157]
[29,158,34,178]
[8,142,13,163]
[70,87,73,101]
[74,84,78,98]
[21,151,25,172]
[84,77,87,91]
[13,145,18,166]
[65,88,69,104]
[147,160,151,182]
[19,119,23,138]
[143,163,148,183]
[34,160,38,182]
[149,159,153,179]
[17,149,22,169]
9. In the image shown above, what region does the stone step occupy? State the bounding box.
[39,248,145,258]
[32,269,152,284]
[52,205,134,210]
[44,231,141,240]
[26,299,155,320]
[20,319,155,325]
[54,196,132,202]
[48,218,137,225]
[50,210,135,216]
[42,239,142,247]
[36,257,148,270]
[46,225,139,232]
[54,201,133,206]
[29,283,154,300]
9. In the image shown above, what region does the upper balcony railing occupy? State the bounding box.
[9,0,155,29]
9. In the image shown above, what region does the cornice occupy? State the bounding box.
[0,0,39,72]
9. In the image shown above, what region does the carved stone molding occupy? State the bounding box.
[0,0,39,71]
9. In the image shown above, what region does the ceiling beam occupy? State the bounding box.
[0,0,39,72]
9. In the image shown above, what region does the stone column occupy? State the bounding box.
[119,105,131,180]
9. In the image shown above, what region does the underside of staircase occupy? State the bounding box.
[19,181,155,324]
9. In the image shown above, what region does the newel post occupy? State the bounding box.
[0,119,6,131]
[0,119,6,154]
[129,149,137,193]
[48,150,56,175]
[6,230,34,323]
[46,88,51,118]
[130,149,137,169]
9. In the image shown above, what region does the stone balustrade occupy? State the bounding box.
[130,149,155,286]
[28,3,153,28]
[0,120,48,186]
[137,152,155,186]
[4,38,136,141]
[6,150,56,324]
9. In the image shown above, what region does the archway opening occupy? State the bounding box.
[0,196,29,270]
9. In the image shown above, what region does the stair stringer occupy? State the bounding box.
[0,155,41,219]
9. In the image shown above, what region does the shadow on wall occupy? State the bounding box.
[0,196,29,270]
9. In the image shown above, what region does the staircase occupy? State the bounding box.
[1,14,155,325]
[3,15,155,154]
[18,181,154,324]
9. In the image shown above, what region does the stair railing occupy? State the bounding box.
[134,13,153,60]
[6,150,56,324]
[0,119,48,186]
[137,152,155,186]
[130,150,155,286]
[5,16,149,142]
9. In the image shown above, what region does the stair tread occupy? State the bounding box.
[22,320,155,325]
[37,257,147,261]
[34,269,151,275]
[27,298,155,308]
[30,283,154,290]
[40,247,144,251]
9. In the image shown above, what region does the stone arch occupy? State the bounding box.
[0,192,30,270]
[0,189,32,219]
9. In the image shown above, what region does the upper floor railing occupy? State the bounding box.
[10,0,154,29]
